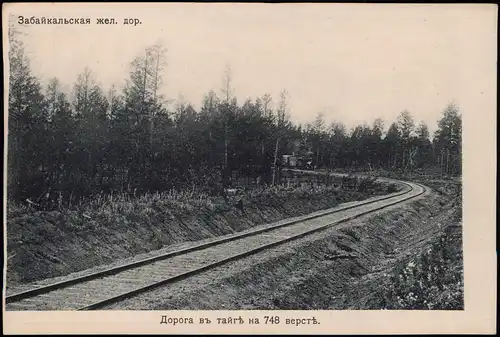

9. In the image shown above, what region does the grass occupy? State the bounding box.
[6,173,396,284]
[10,174,391,218]
[380,228,464,309]
[379,184,463,310]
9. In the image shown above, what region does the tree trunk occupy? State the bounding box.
[441,151,445,178]
[150,49,160,147]
[446,148,450,177]
[402,148,406,171]
[224,137,228,171]
[209,130,213,166]
[223,123,229,187]
[272,137,280,186]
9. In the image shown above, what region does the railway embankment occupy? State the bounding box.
[6,175,396,286]
[110,179,461,310]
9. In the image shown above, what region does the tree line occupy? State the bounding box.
[7,31,462,207]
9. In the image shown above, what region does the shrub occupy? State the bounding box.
[380,230,463,310]
[357,176,378,192]
[387,184,399,193]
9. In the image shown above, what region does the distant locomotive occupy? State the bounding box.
[282,154,314,170]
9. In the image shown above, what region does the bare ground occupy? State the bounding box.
[101,180,462,310]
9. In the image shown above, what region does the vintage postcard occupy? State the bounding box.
[2,2,497,335]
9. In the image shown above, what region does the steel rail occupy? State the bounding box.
[78,181,426,310]
[6,175,423,308]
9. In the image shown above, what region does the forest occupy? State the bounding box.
[7,32,462,209]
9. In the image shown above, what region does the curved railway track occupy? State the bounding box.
[5,175,427,311]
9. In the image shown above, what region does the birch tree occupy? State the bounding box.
[146,44,168,146]
[272,89,290,185]
[433,103,462,177]
[219,64,235,187]
[397,110,416,171]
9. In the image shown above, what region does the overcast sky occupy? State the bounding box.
[5,3,497,134]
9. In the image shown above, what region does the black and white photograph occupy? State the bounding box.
[3,2,496,335]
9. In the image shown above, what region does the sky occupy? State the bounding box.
[4,3,497,134]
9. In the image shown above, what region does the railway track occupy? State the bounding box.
[5,176,427,311]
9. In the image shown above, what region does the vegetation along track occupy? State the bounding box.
[6,174,427,311]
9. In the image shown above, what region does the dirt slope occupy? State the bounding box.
[6,183,390,286]
[103,180,462,310]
